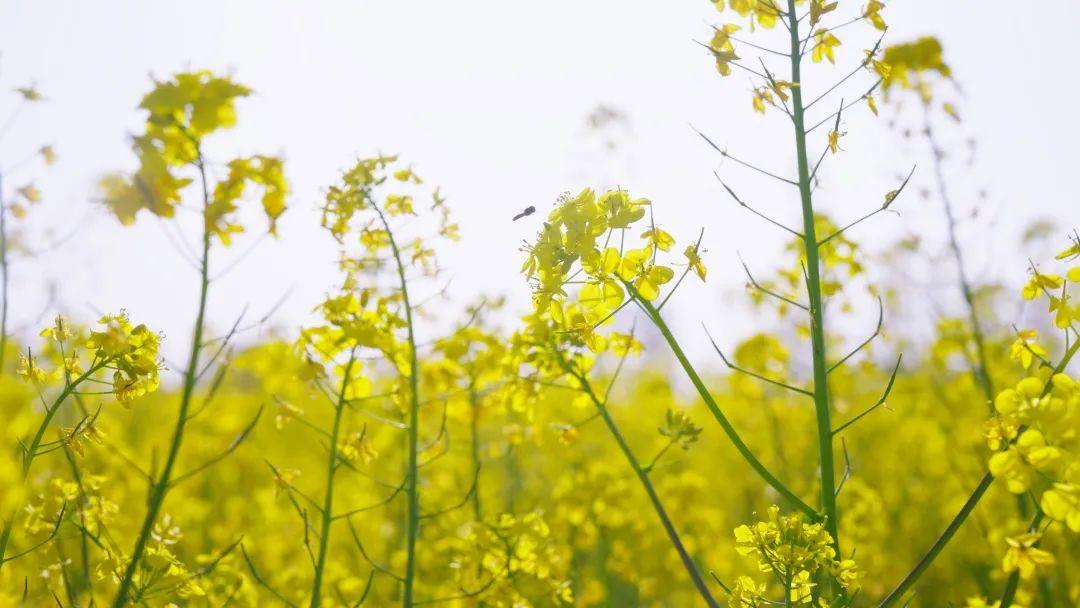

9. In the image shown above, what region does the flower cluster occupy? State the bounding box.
[730,506,860,605]
[18,313,161,405]
[980,239,1080,585]
[520,187,704,355]
[99,71,287,244]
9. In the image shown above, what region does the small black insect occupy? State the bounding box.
[512,206,536,221]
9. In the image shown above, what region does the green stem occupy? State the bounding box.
[22,362,110,477]
[634,292,817,520]
[468,386,483,522]
[924,106,995,403]
[111,156,213,607]
[786,0,840,549]
[0,358,110,570]
[62,445,93,594]
[310,353,356,607]
[373,204,421,607]
[559,353,720,608]
[879,338,1080,607]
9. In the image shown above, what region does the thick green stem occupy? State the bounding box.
[310,354,356,607]
[111,158,213,607]
[634,293,817,520]
[559,354,719,608]
[786,0,840,547]
[879,339,1080,606]
[373,204,421,607]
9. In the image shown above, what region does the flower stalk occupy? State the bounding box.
[786,0,841,550]
[111,154,213,607]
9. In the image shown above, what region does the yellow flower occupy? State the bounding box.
[943,102,961,122]
[828,130,844,154]
[39,315,74,342]
[863,0,887,31]
[39,145,57,165]
[812,30,842,64]
[865,94,879,116]
[1002,532,1054,579]
[640,228,675,251]
[599,190,648,229]
[1021,272,1062,300]
[16,354,49,384]
[790,570,814,604]
[17,184,41,204]
[633,264,675,301]
[809,0,838,27]
[1040,483,1080,532]
[14,85,44,101]
[1048,294,1077,328]
[684,245,707,281]
[1009,329,1048,369]
[1055,240,1080,260]
[988,429,1062,494]
[709,24,742,76]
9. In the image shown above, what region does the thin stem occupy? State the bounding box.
[716,175,803,239]
[310,353,356,607]
[786,0,840,552]
[693,126,799,186]
[878,338,1080,606]
[0,356,110,570]
[372,203,422,608]
[924,106,995,404]
[817,166,914,247]
[468,387,483,521]
[706,326,813,397]
[111,153,214,608]
[831,354,902,436]
[633,289,818,520]
[557,352,720,608]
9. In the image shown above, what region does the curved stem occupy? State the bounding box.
[879,338,1080,607]
[557,353,720,608]
[372,203,422,607]
[924,106,995,404]
[634,292,818,520]
[310,353,356,607]
[111,155,213,607]
[0,358,109,569]
[21,362,110,477]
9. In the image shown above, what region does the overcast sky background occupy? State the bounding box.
[0,1,1077,367]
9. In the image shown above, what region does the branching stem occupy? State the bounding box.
[555,351,719,608]
[111,152,214,607]
[786,0,840,553]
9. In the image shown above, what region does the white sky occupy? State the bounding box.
[1,1,1078,365]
